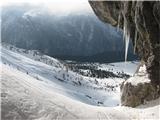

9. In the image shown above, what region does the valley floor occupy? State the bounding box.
[1,64,159,120]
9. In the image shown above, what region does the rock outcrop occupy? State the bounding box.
[121,65,159,107]
[89,1,160,107]
[121,79,159,107]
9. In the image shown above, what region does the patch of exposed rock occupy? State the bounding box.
[89,1,159,84]
[89,1,160,107]
[121,79,159,107]
[121,65,160,107]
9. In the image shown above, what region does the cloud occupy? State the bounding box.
[1,0,92,13]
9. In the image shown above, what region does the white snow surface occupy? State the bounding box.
[125,65,151,86]
[125,75,151,86]
[1,64,160,120]
[1,45,159,119]
[1,45,123,107]
[98,61,139,76]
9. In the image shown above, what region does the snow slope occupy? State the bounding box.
[1,63,160,120]
[98,61,139,76]
[1,45,159,119]
[1,45,123,107]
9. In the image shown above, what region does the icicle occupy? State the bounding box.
[117,12,121,31]
[125,31,130,62]
[122,7,130,62]
[123,20,126,42]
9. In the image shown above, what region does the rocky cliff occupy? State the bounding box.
[89,1,160,107]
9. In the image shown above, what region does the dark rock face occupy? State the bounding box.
[89,1,160,85]
[121,79,160,107]
[120,63,160,107]
[89,1,160,107]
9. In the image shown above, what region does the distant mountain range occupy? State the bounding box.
[1,4,138,62]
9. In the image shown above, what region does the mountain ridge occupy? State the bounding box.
[1,4,138,62]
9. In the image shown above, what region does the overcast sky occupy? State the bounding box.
[1,0,93,13]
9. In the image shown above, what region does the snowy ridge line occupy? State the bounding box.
[2,43,64,68]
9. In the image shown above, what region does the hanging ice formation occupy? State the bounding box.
[115,2,130,62]
[122,11,130,62]
[117,12,121,31]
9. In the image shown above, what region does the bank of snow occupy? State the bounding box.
[124,65,150,86]
[1,64,159,120]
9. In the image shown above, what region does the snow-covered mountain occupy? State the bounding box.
[1,4,138,62]
[1,44,130,107]
[1,45,159,119]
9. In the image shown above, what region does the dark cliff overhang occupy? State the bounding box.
[89,1,160,84]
